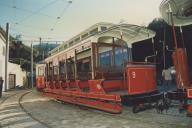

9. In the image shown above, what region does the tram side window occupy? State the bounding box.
[67,58,75,73]
[53,66,59,75]
[99,51,112,66]
[77,59,91,72]
[83,61,90,72]
[59,61,65,75]
[38,67,44,76]
[48,62,53,76]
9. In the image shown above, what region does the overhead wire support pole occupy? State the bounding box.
[39,37,42,60]
[5,23,10,92]
[31,42,34,88]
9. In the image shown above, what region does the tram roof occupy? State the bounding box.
[49,22,155,56]
[160,0,192,26]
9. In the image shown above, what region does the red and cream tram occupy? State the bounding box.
[36,22,162,113]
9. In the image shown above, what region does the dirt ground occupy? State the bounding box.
[0,89,191,128]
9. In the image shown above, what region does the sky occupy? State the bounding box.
[0,0,163,45]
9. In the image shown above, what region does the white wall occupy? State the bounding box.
[0,35,26,91]
[0,37,5,91]
[8,62,26,88]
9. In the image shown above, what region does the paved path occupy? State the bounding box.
[0,89,191,128]
[0,90,47,128]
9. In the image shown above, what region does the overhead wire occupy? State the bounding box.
[49,1,72,31]
[16,0,59,24]
[1,0,72,43]
[0,1,55,19]
[6,0,60,41]
[13,0,16,22]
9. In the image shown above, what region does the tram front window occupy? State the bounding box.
[99,51,112,66]
[115,48,128,66]
[99,48,128,67]
[38,67,44,76]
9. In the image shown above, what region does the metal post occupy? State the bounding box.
[152,38,156,63]
[5,23,10,91]
[31,42,34,88]
[39,37,42,60]
[74,49,77,80]
[168,3,178,49]
[65,54,68,80]
[163,40,166,69]
[91,43,96,80]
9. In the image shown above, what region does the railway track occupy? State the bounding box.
[0,90,52,128]
[0,92,20,105]
[1,90,189,128]
[18,91,52,128]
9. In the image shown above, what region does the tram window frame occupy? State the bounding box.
[101,26,107,31]
[67,58,75,73]
[77,57,91,72]
[59,61,65,75]
[74,37,80,42]
[99,50,112,67]
[81,33,88,39]
[90,28,98,35]
[114,47,128,66]
[48,62,53,76]
[38,67,44,76]
[53,66,59,75]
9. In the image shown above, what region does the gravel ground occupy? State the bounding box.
[0,89,191,128]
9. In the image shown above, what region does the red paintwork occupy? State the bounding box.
[36,76,45,89]
[77,81,89,89]
[187,105,192,116]
[127,65,157,95]
[44,92,122,113]
[187,88,192,99]
[102,80,123,91]
[172,48,191,89]
[36,63,157,113]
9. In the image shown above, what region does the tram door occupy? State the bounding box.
[36,64,46,89]
[9,74,16,89]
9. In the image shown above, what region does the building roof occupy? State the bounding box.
[160,0,192,26]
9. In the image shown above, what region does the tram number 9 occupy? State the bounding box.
[132,71,136,79]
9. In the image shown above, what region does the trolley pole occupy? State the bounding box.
[31,42,34,88]
[5,23,10,92]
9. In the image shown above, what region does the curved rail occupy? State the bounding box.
[18,91,52,128]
